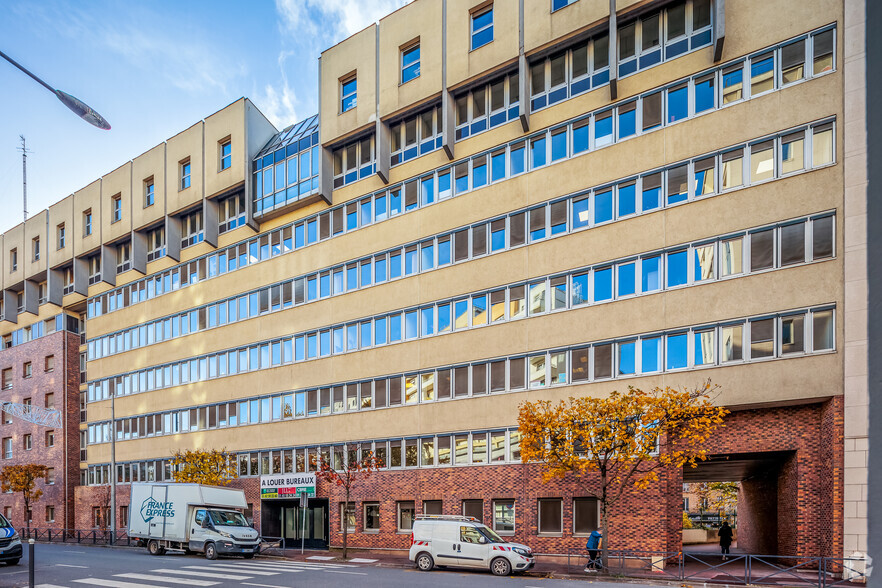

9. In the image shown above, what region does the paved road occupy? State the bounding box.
[0,543,632,587]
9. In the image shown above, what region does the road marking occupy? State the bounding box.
[189,564,279,575]
[74,580,161,588]
[116,572,221,586]
[348,558,378,563]
[242,584,291,588]
[326,570,369,575]
[151,568,253,580]
[306,555,336,560]
[55,564,88,568]
[35,584,69,588]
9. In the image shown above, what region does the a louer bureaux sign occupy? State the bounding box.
[260,473,316,499]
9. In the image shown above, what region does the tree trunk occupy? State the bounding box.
[23,494,29,533]
[342,487,349,560]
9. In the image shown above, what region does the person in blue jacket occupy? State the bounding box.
[584,529,603,572]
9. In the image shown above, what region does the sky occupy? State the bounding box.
[0,0,409,234]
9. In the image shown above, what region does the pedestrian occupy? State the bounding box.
[718,521,733,560]
[584,528,602,572]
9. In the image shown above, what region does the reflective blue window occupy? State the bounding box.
[438,239,451,266]
[551,130,568,161]
[333,327,344,353]
[695,75,715,113]
[420,307,434,337]
[361,322,372,349]
[341,78,357,112]
[375,317,387,345]
[390,190,402,215]
[360,261,371,287]
[307,334,317,359]
[573,122,590,154]
[390,314,402,342]
[642,176,661,211]
[723,67,743,101]
[491,225,506,251]
[421,243,434,270]
[390,253,402,279]
[473,160,487,188]
[333,270,344,294]
[375,195,387,221]
[667,250,688,287]
[618,341,635,375]
[618,262,636,297]
[694,331,714,365]
[595,114,612,147]
[618,105,636,138]
[299,151,311,181]
[595,190,613,224]
[405,248,418,275]
[320,273,330,297]
[491,151,506,181]
[375,257,387,283]
[361,199,372,226]
[320,331,330,357]
[531,136,547,168]
[295,224,304,248]
[618,183,636,217]
[347,265,357,291]
[286,159,297,187]
[642,337,660,372]
[307,219,317,244]
[437,304,451,332]
[642,256,661,292]
[455,169,469,194]
[421,177,435,204]
[594,267,613,301]
[572,198,589,229]
[295,336,304,361]
[405,311,418,339]
[667,85,688,122]
[571,272,589,305]
[471,8,494,50]
[438,171,451,199]
[401,44,421,83]
[510,143,525,175]
[347,324,358,351]
[307,277,317,301]
[666,333,688,369]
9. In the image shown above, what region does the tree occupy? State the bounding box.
[0,464,49,529]
[691,481,738,524]
[517,381,728,568]
[312,448,382,559]
[171,448,237,486]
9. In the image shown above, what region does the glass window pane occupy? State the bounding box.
[750,230,774,271]
[813,125,834,166]
[720,237,743,276]
[694,245,714,281]
[666,333,688,369]
[751,141,774,183]
[782,132,805,174]
[722,64,743,103]
[694,330,715,365]
[594,267,612,301]
[750,318,775,359]
[813,310,834,350]
[781,314,805,354]
[667,86,688,123]
[667,250,687,287]
[722,325,743,361]
[751,53,774,95]
[641,337,660,372]
[780,223,806,266]
[641,256,660,292]
[618,341,635,375]
[812,216,834,259]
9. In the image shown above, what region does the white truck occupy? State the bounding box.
[128,483,260,560]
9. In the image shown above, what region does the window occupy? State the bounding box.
[333,136,375,187]
[32,237,40,261]
[180,160,191,190]
[813,29,834,75]
[45,430,54,448]
[111,194,122,223]
[750,318,775,359]
[538,498,562,534]
[493,500,515,533]
[364,502,380,531]
[117,242,132,273]
[340,503,355,532]
[219,194,246,233]
[401,42,420,83]
[552,0,577,10]
[45,393,54,410]
[1,369,10,390]
[23,362,32,378]
[44,356,54,372]
[181,210,204,248]
[57,224,66,249]
[220,140,232,171]
[9,249,17,272]
[397,501,415,532]
[341,76,357,112]
[471,6,494,50]
[423,500,442,515]
[462,499,483,522]
[45,506,55,523]
[147,226,166,262]
[574,498,599,535]
[2,438,10,459]
[145,180,155,207]
[23,434,32,451]
[84,210,92,236]
[120,506,128,527]
[87,254,101,285]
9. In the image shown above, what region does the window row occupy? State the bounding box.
[252,125,320,217]
[1,314,77,352]
[86,211,834,362]
[86,105,835,323]
[85,306,835,429]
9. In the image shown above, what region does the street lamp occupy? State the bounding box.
[0,48,111,130]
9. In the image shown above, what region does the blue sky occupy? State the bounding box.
[0,0,407,234]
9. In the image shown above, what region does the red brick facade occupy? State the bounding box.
[73,398,843,557]
[0,330,80,530]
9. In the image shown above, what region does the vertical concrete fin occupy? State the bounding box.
[518,0,529,132]
[72,256,88,296]
[714,0,726,62]
[609,0,618,100]
[46,268,63,307]
[131,230,147,275]
[22,279,38,315]
[165,216,182,262]
[99,244,116,287]
[2,290,17,324]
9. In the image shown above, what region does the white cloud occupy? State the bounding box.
[275,0,411,46]
[254,52,300,129]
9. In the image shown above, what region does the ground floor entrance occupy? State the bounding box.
[260,498,329,549]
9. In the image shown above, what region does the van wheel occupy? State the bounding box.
[204,543,218,560]
[491,557,511,576]
[148,540,165,556]
[416,552,434,571]
[5,559,19,566]
[243,553,254,559]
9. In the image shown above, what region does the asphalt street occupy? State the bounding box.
[0,542,641,588]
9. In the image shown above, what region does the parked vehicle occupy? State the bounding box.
[0,513,21,565]
[128,483,260,560]
[409,515,535,576]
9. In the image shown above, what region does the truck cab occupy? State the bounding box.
[189,508,260,559]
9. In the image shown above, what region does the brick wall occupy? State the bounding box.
[0,330,80,530]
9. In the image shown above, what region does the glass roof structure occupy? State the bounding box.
[254,114,319,161]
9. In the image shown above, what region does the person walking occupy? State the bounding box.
[584,528,603,572]
[718,521,733,560]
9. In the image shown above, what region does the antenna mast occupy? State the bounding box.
[18,135,31,221]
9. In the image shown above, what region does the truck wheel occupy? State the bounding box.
[147,540,165,556]
[491,557,511,576]
[416,552,434,571]
[5,559,19,566]
[243,553,254,559]
[204,543,218,560]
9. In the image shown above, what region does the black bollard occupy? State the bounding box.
[28,539,34,588]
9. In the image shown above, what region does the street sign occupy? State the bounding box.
[260,473,316,500]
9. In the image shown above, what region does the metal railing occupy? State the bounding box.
[20,528,134,546]
[565,549,869,587]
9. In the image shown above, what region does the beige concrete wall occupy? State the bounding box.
[131,144,166,231]
[165,122,204,215]
[4,224,24,288]
[23,212,47,279]
[524,0,608,54]
[320,25,378,144]
[46,196,74,269]
[205,98,247,199]
[101,162,132,243]
[446,0,519,88]
[73,180,102,254]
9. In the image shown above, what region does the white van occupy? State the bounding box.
[408,515,535,576]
